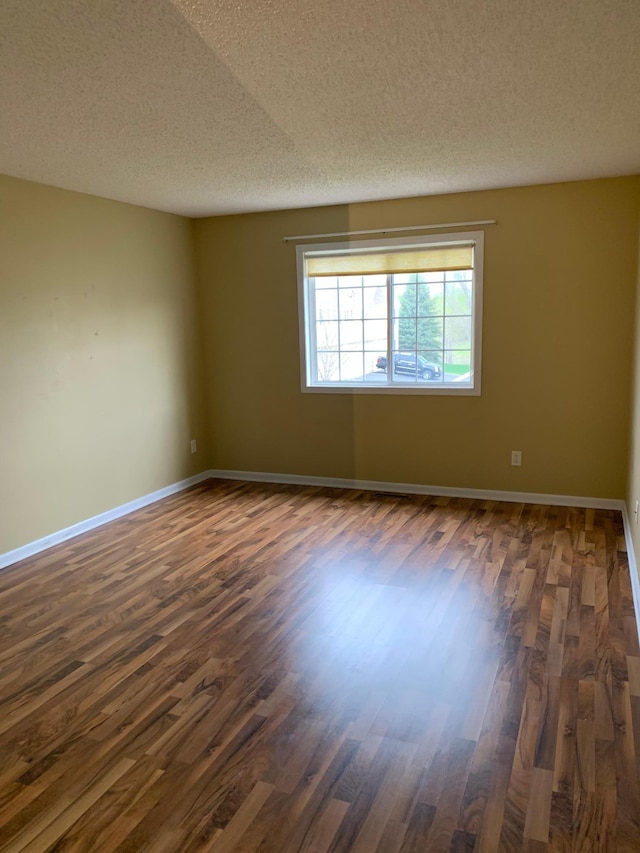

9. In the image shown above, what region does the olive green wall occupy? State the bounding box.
[194,177,640,499]
[0,174,207,553]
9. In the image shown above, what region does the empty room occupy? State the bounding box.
[1,1,640,850]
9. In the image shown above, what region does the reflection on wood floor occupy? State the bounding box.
[0,480,639,851]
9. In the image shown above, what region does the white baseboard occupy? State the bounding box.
[621,504,640,638]
[1,466,631,580]
[208,468,625,511]
[0,471,212,571]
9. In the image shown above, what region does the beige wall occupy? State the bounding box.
[0,175,207,553]
[195,177,640,499]
[2,173,639,556]
[627,223,640,559]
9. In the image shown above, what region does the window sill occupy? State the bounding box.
[302,382,481,396]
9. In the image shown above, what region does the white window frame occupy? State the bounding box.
[297,230,484,396]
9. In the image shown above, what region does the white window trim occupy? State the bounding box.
[297,230,484,396]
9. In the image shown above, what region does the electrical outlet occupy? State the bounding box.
[190,439,197,454]
[635,500,639,524]
[511,450,522,467]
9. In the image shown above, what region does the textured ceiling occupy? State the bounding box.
[1,0,639,216]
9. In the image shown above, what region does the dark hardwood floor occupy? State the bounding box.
[0,480,639,851]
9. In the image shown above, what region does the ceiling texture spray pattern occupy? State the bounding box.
[1,0,639,216]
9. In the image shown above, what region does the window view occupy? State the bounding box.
[298,232,483,394]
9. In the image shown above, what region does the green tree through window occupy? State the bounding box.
[397,282,443,356]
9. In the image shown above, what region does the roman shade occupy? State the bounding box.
[306,243,474,277]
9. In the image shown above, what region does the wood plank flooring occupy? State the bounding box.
[0,479,639,851]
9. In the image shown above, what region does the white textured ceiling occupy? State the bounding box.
[1,0,639,216]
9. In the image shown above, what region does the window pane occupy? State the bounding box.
[313,275,338,289]
[417,281,444,315]
[444,349,472,381]
[364,351,388,381]
[340,352,363,381]
[340,320,363,351]
[363,285,387,319]
[392,283,416,318]
[363,319,387,350]
[417,270,446,283]
[419,352,444,382]
[445,281,472,315]
[315,288,338,321]
[445,269,472,283]
[395,316,416,350]
[444,316,472,350]
[417,316,443,350]
[363,274,387,287]
[338,274,362,288]
[316,351,340,382]
[391,351,419,382]
[338,287,362,320]
[316,320,339,351]
[419,350,443,363]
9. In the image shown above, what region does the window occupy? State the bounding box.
[297,231,483,395]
